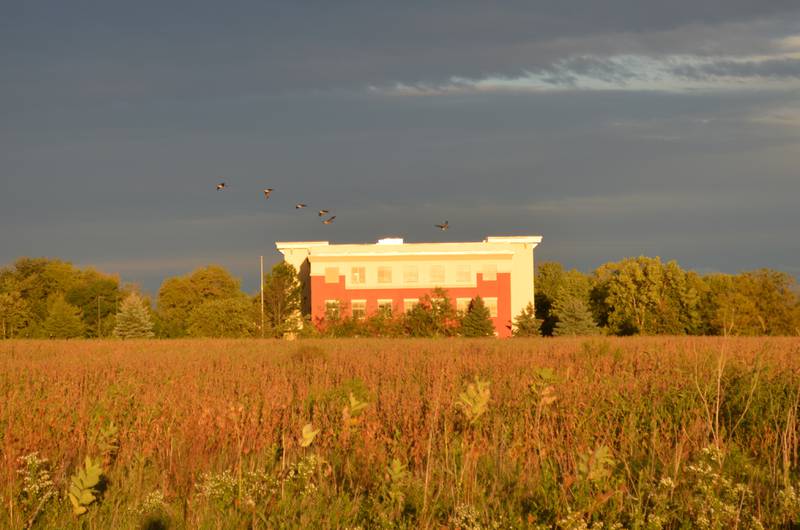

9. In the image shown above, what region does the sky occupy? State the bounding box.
[2,1,799,295]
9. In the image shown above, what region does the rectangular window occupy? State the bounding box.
[456,264,471,283]
[351,300,366,320]
[482,264,497,281]
[325,267,340,284]
[378,266,393,284]
[484,297,498,318]
[430,264,445,284]
[404,298,419,312]
[351,266,366,285]
[325,300,340,319]
[456,297,471,314]
[403,265,419,284]
[377,299,393,315]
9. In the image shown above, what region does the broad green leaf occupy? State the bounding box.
[300,422,319,447]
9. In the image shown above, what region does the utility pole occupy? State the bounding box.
[260,255,265,338]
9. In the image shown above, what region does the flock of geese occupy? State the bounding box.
[215,180,449,231]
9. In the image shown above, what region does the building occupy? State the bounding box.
[276,235,542,337]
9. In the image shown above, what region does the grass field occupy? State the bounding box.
[2,337,800,529]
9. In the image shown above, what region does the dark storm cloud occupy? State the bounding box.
[1,2,799,292]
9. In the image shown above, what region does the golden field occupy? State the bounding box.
[2,337,800,529]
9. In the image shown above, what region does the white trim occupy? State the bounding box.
[311,250,516,258]
[484,236,542,244]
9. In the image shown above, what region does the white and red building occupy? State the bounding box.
[276,236,542,337]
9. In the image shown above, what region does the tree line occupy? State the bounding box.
[1,256,798,339]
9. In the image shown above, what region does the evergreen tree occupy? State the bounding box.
[512,302,541,337]
[553,296,599,336]
[113,292,155,339]
[461,296,495,337]
[43,294,85,338]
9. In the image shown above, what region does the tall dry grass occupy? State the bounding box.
[1,337,799,528]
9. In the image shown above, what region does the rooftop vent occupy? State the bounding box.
[377,237,404,245]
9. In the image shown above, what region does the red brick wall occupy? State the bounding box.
[310,272,513,337]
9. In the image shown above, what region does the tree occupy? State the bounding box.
[157,265,244,337]
[187,297,255,338]
[113,292,155,339]
[0,291,32,339]
[535,263,593,336]
[701,269,798,336]
[553,296,600,336]
[65,269,122,338]
[403,288,459,337]
[592,257,701,335]
[460,296,495,337]
[261,262,302,338]
[512,302,541,337]
[43,294,85,338]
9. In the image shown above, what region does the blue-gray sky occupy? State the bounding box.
[2,1,799,294]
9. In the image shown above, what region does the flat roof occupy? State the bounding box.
[276,236,542,258]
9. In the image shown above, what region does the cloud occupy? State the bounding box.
[370,48,800,96]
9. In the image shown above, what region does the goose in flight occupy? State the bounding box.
[322,215,336,225]
[435,220,449,231]
[216,181,226,191]
[263,188,273,199]
[318,209,329,217]
[295,203,307,209]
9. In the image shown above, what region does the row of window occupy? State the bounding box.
[324,264,498,285]
[325,297,498,319]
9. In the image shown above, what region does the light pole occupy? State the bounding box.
[260,256,265,338]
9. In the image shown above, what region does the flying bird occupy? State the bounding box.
[318,209,329,216]
[295,203,307,209]
[435,221,449,231]
[216,181,226,191]
[322,215,336,225]
[263,188,273,199]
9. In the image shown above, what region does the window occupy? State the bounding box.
[404,298,419,312]
[377,299,393,315]
[482,264,497,281]
[430,264,445,284]
[351,300,366,320]
[378,266,393,284]
[403,265,419,284]
[351,266,366,285]
[484,297,498,318]
[325,267,340,284]
[325,300,340,319]
[456,298,471,314]
[456,264,471,283]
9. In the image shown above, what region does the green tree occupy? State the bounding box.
[553,296,600,336]
[157,265,244,337]
[592,256,701,335]
[187,297,255,338]
[700,269,798,336]
[460,296,495,337]
[43,294,86,338]
[535,263,593,336]
[0,291,32,339]
[261,262,302,338]
[113,292,155,339]
[512,302,541,337]
[403,288,458,337]
[65,270,122,338]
